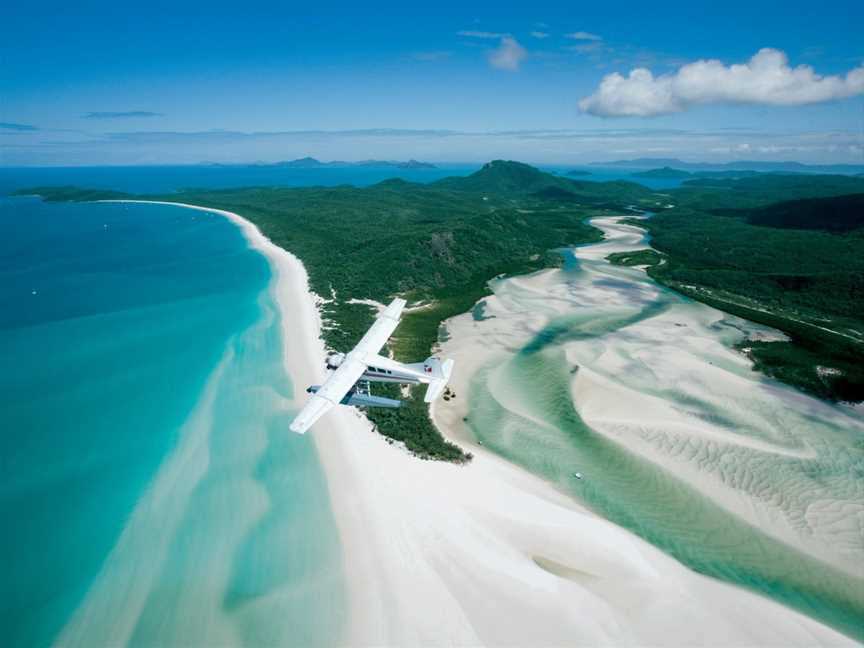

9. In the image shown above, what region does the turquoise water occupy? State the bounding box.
[462,219,864,640]
[0,197,343,646]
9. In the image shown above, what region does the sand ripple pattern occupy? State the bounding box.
[441,216,864,639]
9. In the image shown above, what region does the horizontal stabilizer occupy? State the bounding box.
[424,358,454,403]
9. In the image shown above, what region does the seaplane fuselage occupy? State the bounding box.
[289,299,454,434]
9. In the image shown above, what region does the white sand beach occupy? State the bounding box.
[442,216,864,576]
[107,202,856,646]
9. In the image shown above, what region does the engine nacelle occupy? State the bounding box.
[326,352,346,370]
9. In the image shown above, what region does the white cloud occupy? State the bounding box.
[530,31,549,39]
[5,126,863,166]
[457,30,505,39]
[566,31,602,41]
[456,29,533,72]
[579,47,864,117]
[459,30,527,71]
[489,36,527,71]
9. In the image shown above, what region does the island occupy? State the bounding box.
[593,157,864,174]
[606,248,665,267]
[631,167,777,180]
[17,161,864,455]
[636,176,864,402]
[630,167,692,179]
[197,157,437,169]
[257,157,437,169]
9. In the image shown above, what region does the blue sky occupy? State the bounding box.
[2,0,863,165]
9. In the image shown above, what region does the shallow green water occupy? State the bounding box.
[466,218,864,640]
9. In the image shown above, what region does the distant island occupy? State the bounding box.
[630,167,692,179]
[595,158,864,175]
[199,157,437,169]
[11,161,652,462]
[631,167,764,180]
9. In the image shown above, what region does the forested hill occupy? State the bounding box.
[17,161,656,461]
[20,163,654,353]
[712,193,864,233]
[17,163,864,424]
[432,159,651,204]
[630,167,692,179]
[678,173,864,203]
[639,174,864,402]
[431,160,576,193]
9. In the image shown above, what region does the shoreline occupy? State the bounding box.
[112,200,855,646]
[432,214,863,638]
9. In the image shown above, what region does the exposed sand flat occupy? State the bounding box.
[241,204,856,646]
[93,202,857,646]
[436,215,863,634]
[345,297,386,313]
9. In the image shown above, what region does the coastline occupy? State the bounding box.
[114,201,855,646]
[431,215,863,640]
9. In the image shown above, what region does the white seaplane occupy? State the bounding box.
[289,298,454,434]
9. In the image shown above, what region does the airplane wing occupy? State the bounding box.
[288,356,367,433]
[354,298,405,355]
[288,298,406,434]
[287,392,333,434]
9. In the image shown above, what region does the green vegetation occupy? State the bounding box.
[433,160,651,206]
[606,248,665,267]
[738,340,864,403]
[644,173,864,402]
[431,160,578,194]
[713,193,864,233]
[677,173,864,203]
[18,161,657,460]
[17,163,864,433]
[599,157,864,174]
[631,167,764,180]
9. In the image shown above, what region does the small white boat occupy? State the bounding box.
[573,472,583,480]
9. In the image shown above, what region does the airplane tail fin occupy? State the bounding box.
[423,357,454,403]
